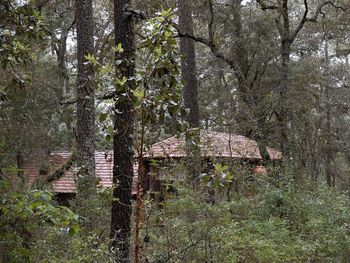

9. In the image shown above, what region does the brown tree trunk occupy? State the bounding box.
[232,0,251,129]
[110,0,135,261]
[75,0,96,226]
[178,0,201,181]
[16,150,24,179]
[179,0,199,128]
[279,39,291,158]
[277,0,291,159]
[56,28,70,95]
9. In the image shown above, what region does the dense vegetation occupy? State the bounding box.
[1,0,350,262]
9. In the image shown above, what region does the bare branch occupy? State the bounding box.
[290,0,309,42]
[256,0,278,10]
[59,98,77,105]
[208,0,214,44]
[125,6,148,20]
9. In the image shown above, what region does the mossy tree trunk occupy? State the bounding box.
[110,0,135,262]
[75,0,97,228]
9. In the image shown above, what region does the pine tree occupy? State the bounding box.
[110,0,135,261]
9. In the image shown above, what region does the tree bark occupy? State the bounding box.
[179,0,199,128]
[178,0,201,182]
[75,0,96,226]
[324,36,334,187]
[279,38,291,158]
[110,0,135,261]
[232,0,250,111]
[56,25,70,95]
[276,0,291,158]
[232,0,262,140]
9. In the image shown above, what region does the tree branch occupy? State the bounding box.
[306,0,333,22]
[256,0,278,10]
[290,0,308,42]
[208,0,214,44]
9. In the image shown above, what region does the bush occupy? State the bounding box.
[0,180,79,262]
[142,176,350,262]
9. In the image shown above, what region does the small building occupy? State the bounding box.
[23,131,281,204]
[140,131,281,194]
[24,151,137,205]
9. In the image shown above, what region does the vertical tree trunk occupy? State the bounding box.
[232,0,270,161]
[232,0,249,136]
[279,39,291,158]
[179,0,199,128]
[324,37,334,187]
[178,0,201,181]
[16,150,24,179]
[56,28,70,95]
[110,0,135,261]
[75,0,96,226]
[277,0,291,158]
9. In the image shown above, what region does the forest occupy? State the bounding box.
[1,0,350,262]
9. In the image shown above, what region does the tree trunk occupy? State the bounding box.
[232,0,250,137]
[110,0,135,261]
[324,37,334,187]
[56,28,70,95]
[232,0,270,161]
[279,39,291,158]
[179,0,199,128]
[178,0,201,181]
[75,0,96,227]
[16,150,24,179]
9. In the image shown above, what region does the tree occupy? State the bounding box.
[45,0,75,96]
[75,0,96,227]
[178,0,201,181]
[179,0,199,129]
[176,0,277,159]
[110,0,135,261]
[256,0,339,157]
[0,0,44,71]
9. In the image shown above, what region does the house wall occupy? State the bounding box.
[143,158,268,202]
[55,192,76,206]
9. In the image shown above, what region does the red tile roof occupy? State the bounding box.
[24,151,138,193]
[23,132,281,193]
[144,131,282,160]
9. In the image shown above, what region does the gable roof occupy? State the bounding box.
[144,131,282,160]
[23,132,281,194]
[24,151,138,193]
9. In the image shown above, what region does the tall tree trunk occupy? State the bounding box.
[178,0,200,181]
[179,0,199,128]
[324,37,334,187]
[232,0,251,137]
[16,150,24,179]
[75,0,96,227]
[110,0,135,261]
[56,28,70,95]
[279,38,291,158]
[232,0,270,161]
[277,0,291,159]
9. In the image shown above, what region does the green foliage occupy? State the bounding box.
[31,187,116,262]
[137,9,186,137]
[92,9,187,146]
[143,175,350,262]
[0,180,79,261]
[32,232,116,262]
[0,0,45,69]
[200,163,234,189]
